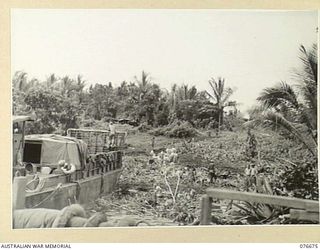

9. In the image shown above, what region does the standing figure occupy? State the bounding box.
[151,136,155,149]
[190,167,196,183]
[244,164,251,191]
[208,163,217,184]
[245,128,258,160]
[250,163,258,188]
[109,121,116,147]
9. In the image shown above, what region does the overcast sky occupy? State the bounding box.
[11,9,318,113]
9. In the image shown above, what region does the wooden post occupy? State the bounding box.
[13,176,27,210]
[200,194,212,225]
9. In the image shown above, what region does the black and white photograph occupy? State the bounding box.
[11,9,319,229]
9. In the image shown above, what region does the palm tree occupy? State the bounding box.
[75,75,86,106]
[12,71,28,92]
[134,71,163,124]
[60,76,73,97]
[249,44,317,156]
[46,73,59,90]
[176,84,199,101]
[135,71,152,101]
[295,44,317,131]
[166,83,205,123]
[170,83,178,112]
[248,107,316,156]
[206,77,234,132]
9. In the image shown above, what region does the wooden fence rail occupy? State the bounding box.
[200,188,319,225]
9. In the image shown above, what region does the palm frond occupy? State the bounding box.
[298,106,317,144]
[244,110,316,156]
[299,44,317,84]
[208,79,218,102]
[12,71,28,91]
[188,86,198,99]
[208,77,228,106]
[295,44,317,116]
[298,83,317,121]
[221,87,234,105]
[257,81,299,110]
[205,90,214,99]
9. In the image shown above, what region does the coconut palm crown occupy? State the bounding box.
[248,44,318,156]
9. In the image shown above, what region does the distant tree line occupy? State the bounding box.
[13,43,317,152]
[13,70,239,135]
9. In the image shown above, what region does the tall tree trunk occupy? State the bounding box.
[219,108,224,126]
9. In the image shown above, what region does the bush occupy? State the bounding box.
[282,160,318,200]
[80,118,96,128]
[272,156,318,200]
[149,127,165,136]
[149,121,198,138]
[167,122,197,138]
[137,122,152,132]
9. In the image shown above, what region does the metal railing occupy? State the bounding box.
[67,128,126,154]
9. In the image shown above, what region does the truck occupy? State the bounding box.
[12,115,126,210]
